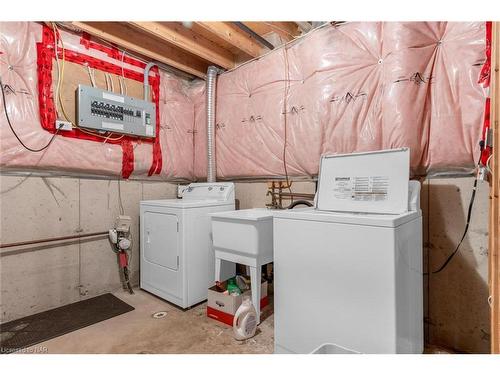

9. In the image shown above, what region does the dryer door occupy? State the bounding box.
[144,211,179,270]
[141,210,182,302]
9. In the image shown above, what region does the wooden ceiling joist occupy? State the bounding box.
[243,22,301,42]
[68,22,307,79]
[70,22,209,78]
[128,22,235,69]
[194,22,267,58]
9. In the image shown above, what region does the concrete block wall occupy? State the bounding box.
[0,175,177,323]
[0,177,490,353]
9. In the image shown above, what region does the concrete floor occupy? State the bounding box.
[25,289,275,354]
[19,287,457,354]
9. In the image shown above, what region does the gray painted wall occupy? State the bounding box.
[0,176,177,323]
[0,176,490,352]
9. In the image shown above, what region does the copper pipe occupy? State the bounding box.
[0,231,108,249]
[271,192,315,199]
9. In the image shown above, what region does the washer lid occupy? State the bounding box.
[272,207,421,228]
[140,199,231,209]
[316,148,410,214]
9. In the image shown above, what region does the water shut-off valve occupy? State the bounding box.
[109,215,134,294]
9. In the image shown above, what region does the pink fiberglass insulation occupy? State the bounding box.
[0,22,196,180]
[194,22,488,179]
[1,22,489,181]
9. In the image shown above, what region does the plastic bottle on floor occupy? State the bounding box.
[227,278,241,296]
[233,296,257,340]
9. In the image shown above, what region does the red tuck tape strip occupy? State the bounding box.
[80,32,121,60]
[481,97,491,166]
[479,22,492,166]
[36,25,162,178]
[121,140,135,179]
[479,21,492,88]
[148,65,162,176]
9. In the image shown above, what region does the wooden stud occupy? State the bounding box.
[194,22,266,58]
[70,22,209,79]
[128,22,235,69]
[490,21,500,354]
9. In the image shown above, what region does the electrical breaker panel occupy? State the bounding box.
[76,84,156,138]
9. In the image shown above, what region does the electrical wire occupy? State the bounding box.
[104,72,110,91]
[117,180,125,215]
[426,150,483,275]
[127,230,133,265]
[282,46,293,197]
[263,22,298,39]
[118,76,124,95]
[51,22,124,143]
[120,49,128,95]
[486,154,493,174]
[116,178,132,294]
[52,23,62,118]
[1,76,62,152]
[52,23,72,124]
[224,22,331,75]
[86,65,96,88]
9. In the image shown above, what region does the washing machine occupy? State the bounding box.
[273,149,423,354]
[140,182,235,308]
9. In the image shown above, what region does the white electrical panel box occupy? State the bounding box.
[76,84,156,138]
[316,148,410,214]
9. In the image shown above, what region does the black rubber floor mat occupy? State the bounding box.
[0,293,134,354]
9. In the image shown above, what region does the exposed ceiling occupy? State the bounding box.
[67,22,318,79]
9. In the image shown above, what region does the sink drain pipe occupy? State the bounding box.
[206,66,219,183]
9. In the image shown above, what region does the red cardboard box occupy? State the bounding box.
[207,279,268,326]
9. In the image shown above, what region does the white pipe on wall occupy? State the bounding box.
[143,62,157,101]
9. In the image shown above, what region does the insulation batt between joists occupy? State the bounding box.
[0,22,490,180]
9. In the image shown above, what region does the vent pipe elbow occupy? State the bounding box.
[206,66,219,182]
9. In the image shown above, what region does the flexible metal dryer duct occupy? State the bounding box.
[206,66,218,182]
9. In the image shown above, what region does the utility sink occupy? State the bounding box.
[210,208,275,324]
[210,208,274,264]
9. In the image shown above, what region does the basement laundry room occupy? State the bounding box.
[1,2,500,372]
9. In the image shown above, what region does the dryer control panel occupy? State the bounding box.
[183,183,235,202]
